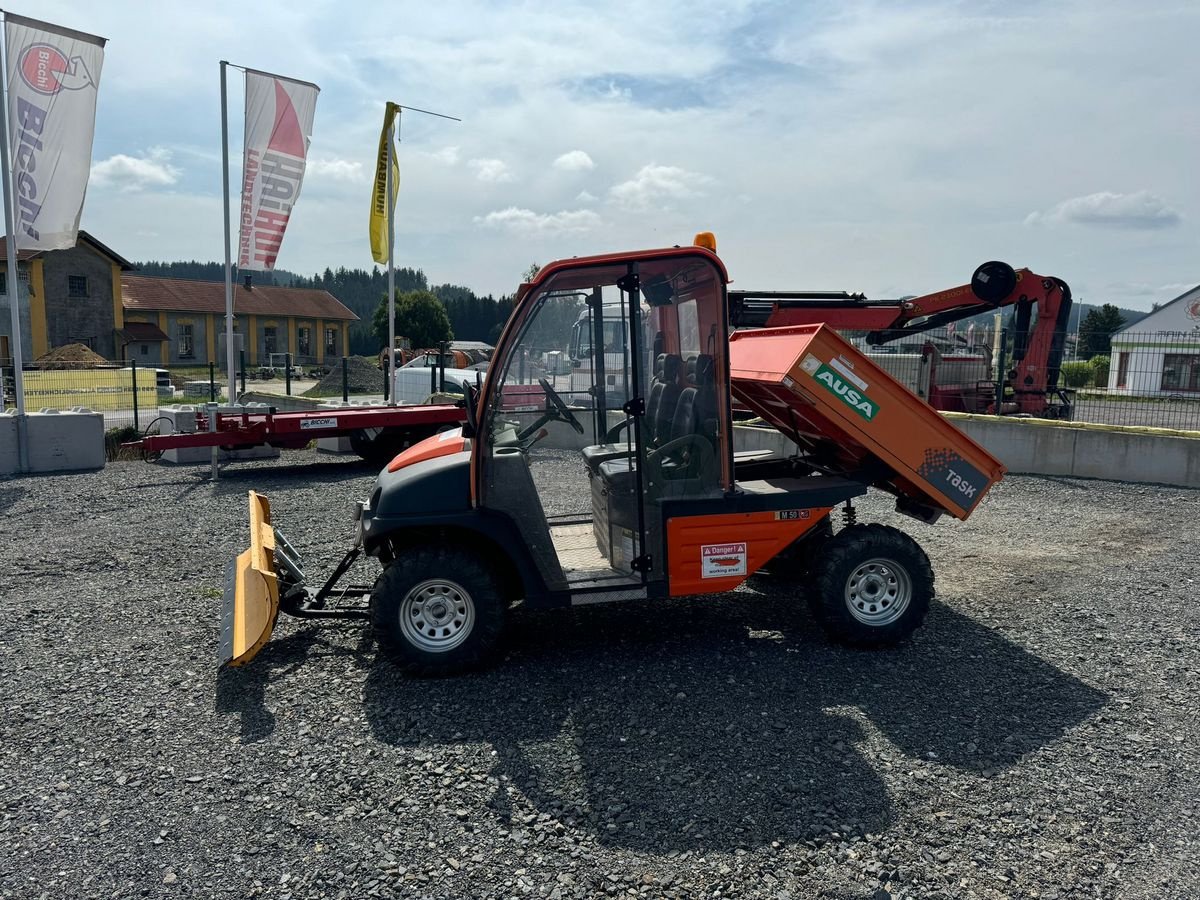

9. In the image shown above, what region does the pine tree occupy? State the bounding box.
[1078,304,1125,359]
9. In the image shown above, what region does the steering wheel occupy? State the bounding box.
[460,380,480,436]
[538,378,585,434]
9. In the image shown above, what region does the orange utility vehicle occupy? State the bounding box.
[224,236,1005,674]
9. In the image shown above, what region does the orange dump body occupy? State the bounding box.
[729,324,1006,520]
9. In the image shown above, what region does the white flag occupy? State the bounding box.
[237,70,318,272]
[6,13,105,251]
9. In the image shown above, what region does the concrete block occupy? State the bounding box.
[26,408,105,473]
[317,435,356,454]
[157,404,281,465]
[944,413,1200,488]
[1072,429,1198,485]
[0,411,18,475]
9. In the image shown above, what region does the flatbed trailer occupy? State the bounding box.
[131,403,467,464]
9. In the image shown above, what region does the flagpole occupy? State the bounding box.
[386,113,397,406]
[220,60,236,405]
[0,13,29,471]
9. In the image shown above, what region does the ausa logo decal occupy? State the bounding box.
[810,363,880,421]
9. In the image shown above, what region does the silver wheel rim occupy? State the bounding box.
[845,558,911,626]
[399,579,475,653]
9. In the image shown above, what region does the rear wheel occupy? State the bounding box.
[370,545,505,675]
[810,524,933,646]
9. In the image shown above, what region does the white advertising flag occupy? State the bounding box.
[5,13,105,251]
[237,70,319,272]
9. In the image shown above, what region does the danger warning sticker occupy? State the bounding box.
[701,542,747,578]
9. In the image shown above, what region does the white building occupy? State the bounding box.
[1108,285,1200,396]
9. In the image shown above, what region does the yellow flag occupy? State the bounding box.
[369,101,400,264]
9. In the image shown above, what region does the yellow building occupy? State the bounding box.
[0,232,133,364]
[0,232,357,370]
[120,274,357,368]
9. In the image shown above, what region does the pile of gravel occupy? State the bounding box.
[303,356,384,397]
[33,342,110,368]
[1,455,1198,898]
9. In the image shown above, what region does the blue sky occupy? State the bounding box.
[32,0,1200,308]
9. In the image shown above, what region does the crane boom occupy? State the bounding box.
[729,261,1074,417]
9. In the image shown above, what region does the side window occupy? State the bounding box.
[179,324,194,359]
[678,299,700,358]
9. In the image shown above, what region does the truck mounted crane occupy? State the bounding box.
[729,261,1074,418]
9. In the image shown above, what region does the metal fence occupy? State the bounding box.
[5,330,1199,435]
[0,354,378,435]
[837,327,1200,431]
[0,361,174,433]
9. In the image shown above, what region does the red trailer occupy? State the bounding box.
[132,403,467,465]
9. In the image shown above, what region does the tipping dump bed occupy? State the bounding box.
[729,324,1005,520]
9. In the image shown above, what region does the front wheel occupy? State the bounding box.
[370,545,505,675]
[810,524,933,646]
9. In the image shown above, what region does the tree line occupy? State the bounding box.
[131,261,1140,359]
[131,260,524,356]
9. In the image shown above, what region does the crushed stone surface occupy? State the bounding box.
[1,452,1197,899]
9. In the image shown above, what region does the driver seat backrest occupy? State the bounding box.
[652,354,684,446]
[693,354,717,440]
[644,353,667,440]
[668,385,699,444]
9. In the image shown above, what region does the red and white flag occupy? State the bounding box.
[6,13,106,251]
[237,70,318,272]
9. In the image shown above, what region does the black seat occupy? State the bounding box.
[598,377,718,499]
[650,354,684,447]
[582,353,682,473]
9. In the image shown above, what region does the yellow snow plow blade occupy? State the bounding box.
[220,491,280,667]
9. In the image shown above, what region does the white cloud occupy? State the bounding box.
[553,150,595,172]
[1025,191,1182,229]
[468,158,515,183]
[474,207,601,234]
[576,190,598,203]
[66,2,1200,308]
[307,158,366,181]
[90,148,179,191]
[608,164,713,211]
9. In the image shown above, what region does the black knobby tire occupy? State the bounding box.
[810,523,933,647]
[370,545,505,675]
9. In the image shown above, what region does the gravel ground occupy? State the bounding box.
[1071,397,1200,431]
[1,451,1198,899]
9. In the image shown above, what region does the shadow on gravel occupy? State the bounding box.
[123,460,377,505]
[136,459,378,495]
[0,483,26,512]
[361,589,1107,853]
[217,624,372,742]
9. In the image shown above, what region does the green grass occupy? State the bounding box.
[1075,392,1200,404]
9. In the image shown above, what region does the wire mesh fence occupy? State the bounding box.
[5,329,1199,436]
[833,326,1200,431]
[0,354,370,435]
[0,361,218,434]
